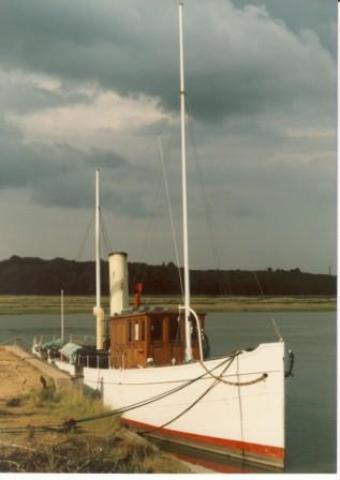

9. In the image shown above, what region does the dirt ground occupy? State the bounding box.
[0,347,211,473]
[0,347,43,401]
[0,346,57,439]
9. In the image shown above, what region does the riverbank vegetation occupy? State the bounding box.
[0,294,335,315]
[0,255,336,296]
[0,348,189,473]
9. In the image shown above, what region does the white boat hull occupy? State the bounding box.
[83,341,285,471]
[54,359,77,376]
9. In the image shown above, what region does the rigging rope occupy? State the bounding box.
[186,96,232,297]
[185,96,286,346]
[251,271,283,342]
[0,356,229,434]
[140,355,236,435]
[158,136,184,297]
[139,352,268,436]
[132,168,164,288]
[75,213,95,262]
[0,350,271,439]
[100,210,112,259]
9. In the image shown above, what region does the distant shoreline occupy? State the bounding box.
[0,295,336,315]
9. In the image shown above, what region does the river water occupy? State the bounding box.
[0,310,336,473]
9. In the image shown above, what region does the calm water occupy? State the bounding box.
[0,310,336,473]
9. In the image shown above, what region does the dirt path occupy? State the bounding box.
[0,346,204,473]
[0,347,44,400]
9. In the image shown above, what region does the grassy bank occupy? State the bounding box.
[0,294,336,315]
[0,348,189,473]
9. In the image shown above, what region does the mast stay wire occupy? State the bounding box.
[130,121,179,288]
[132,168,164,288]
[99,210,113,260]
[74,207,108,298]
[45,209,95,301]
[251,271,283,342]
[75,212,95,262]
[185,96,283,341]
[185,96,232,297]
[132,134,182,291]
[158,136,184,297]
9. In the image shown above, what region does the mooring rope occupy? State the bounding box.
[0,356,234,435]
[198,352,268,387]
[0,347,271,438]
[140,355,236,435]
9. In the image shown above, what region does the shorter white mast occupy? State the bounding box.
[94,168,105,350]
[178,1,192,362]
[60,288,64,343]
[95,168,101,310]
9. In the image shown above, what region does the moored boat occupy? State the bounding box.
[82,251,285,471]
[82,1,286,470]
[32,1,288,472]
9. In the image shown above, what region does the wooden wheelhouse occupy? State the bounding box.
[109,310,205,369]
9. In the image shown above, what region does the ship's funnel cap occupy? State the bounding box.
[108,251,127,258]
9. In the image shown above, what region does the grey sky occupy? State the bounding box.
[0,0,336,274]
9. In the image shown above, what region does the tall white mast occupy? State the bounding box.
[95,168,101,309]
[178,1,192,362]
[94,168,105,350]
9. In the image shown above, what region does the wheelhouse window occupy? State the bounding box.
[141,320,145,341]
[128,321,133,343]
[134,322,140,341]
[150,318,163,341]
[169,316,181,342]
[191,319,198,340]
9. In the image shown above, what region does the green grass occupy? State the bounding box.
[0,295,103,315]
[0,294,336,315]
[6,384,189,473]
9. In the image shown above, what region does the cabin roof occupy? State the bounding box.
[110,309,206,320]
[110,309,178,319]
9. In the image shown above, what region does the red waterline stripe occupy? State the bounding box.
[122,418,284,460]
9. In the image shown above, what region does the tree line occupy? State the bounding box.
[0,255,336,296]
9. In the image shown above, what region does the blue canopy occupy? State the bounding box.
[60,342,82,364]
[42,338,64,349]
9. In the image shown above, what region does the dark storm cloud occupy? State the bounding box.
[31,171,153,218]
[0,0,178,109]
[66,145,128,171]
[0,0,335,122]
[232,0,337,58]
[0,73,94,115]
[0,98,167,219]
[0,127,153,215]
[0,0,336,272]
